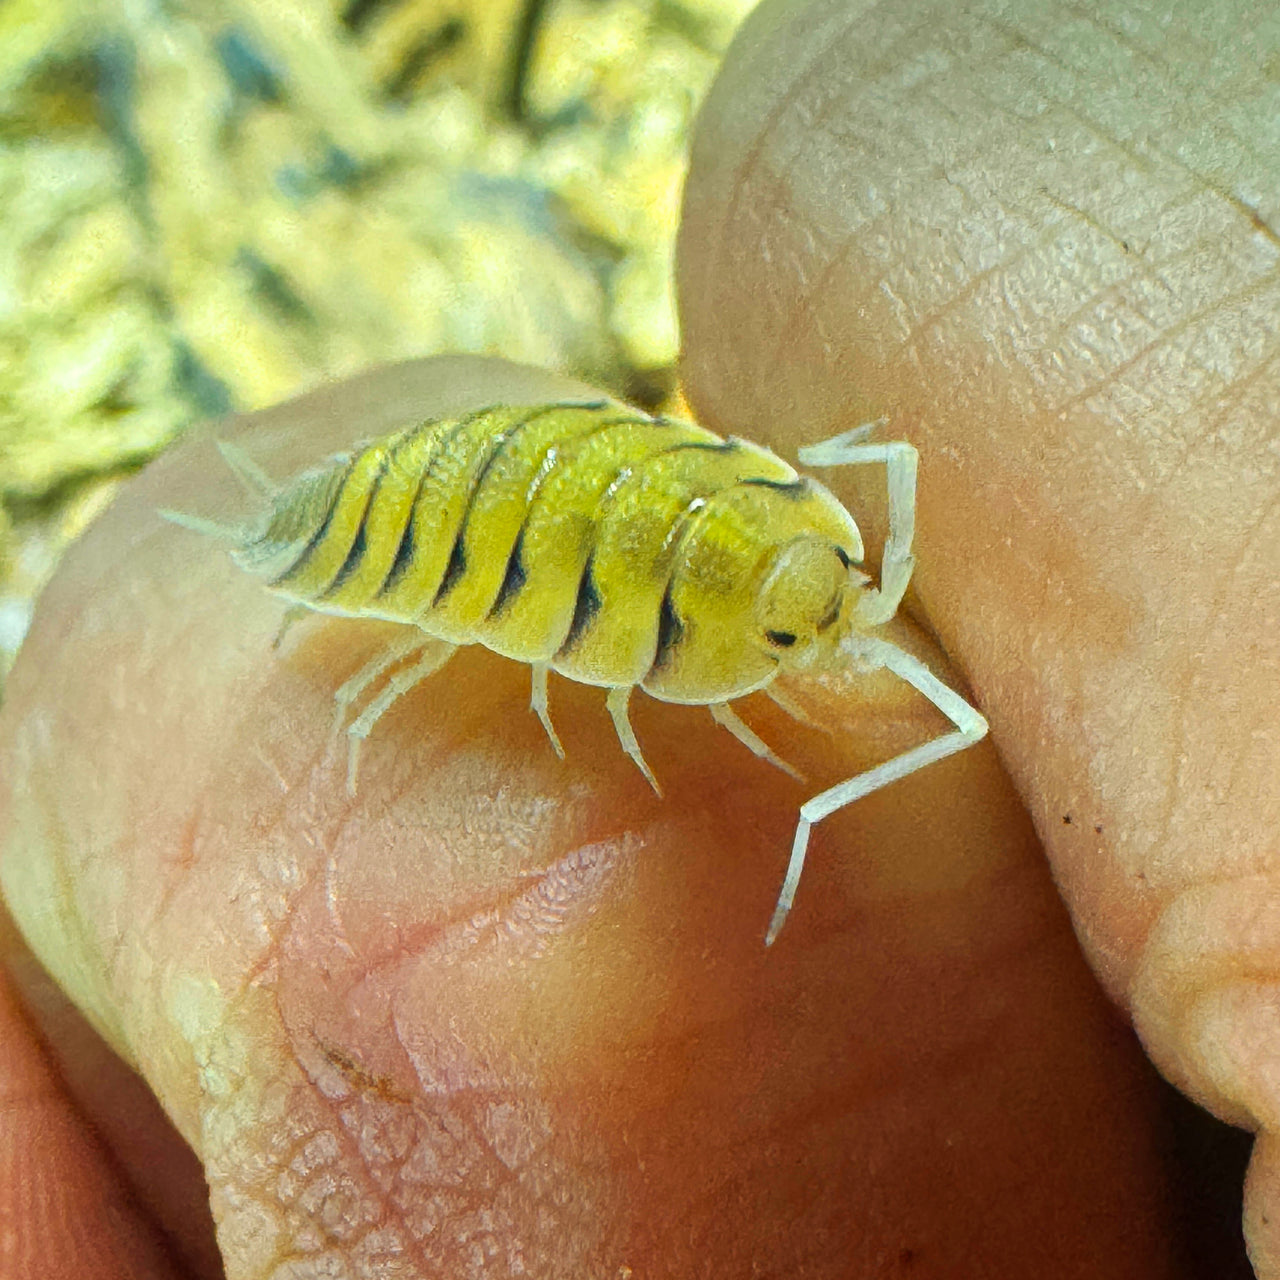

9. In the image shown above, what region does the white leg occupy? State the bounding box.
[709,702,803,782]
[157,507,240,541]
[330,628,428,736]
[797,419,917,627]
[606,686,661,796]
[764,683,829,735]
[273,602,314,651]
[216,439,278,497]
[765,636,988,946]
[531,663,565,759]
[345,639,456,795]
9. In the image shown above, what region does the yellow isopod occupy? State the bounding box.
[163,398,987,943]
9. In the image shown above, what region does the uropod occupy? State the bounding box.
[163,399,988,944]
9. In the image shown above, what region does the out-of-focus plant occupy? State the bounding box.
[0,0,758,683]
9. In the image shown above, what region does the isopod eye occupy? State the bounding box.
[755,534,849,658]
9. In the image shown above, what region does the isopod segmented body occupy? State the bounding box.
[166,397,988,943]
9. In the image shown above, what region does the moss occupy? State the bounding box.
[0,0,757,668]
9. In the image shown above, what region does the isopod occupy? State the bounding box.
[163,398,987,943]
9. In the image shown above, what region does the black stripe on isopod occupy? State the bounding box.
[558,557,602,654]
[488,532,528,618]
[320,453,392,597]
[270,452,361,587]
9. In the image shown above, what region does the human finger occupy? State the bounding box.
[1,352,1187,1276]
[678,0,1275,1270]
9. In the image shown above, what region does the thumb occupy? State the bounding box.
[679,0,1278,1269]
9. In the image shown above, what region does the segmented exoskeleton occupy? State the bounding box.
[164,398,987,943]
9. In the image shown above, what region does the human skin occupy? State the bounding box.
[0,1,1275,1279]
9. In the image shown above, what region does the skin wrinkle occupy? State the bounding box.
[1058,349,1279,575]
[979,12,1080,81]
[1036,190,1156,264]
[201,1041,349,1275]
[236,852,326,1004]
[370,744,573,889]
[266,1135,366,1265]
[273,1064,443,1277]
[32,612,317,1074]
[1236,199,1280,246]
[476,837,638,957]
[733,57,1272,558]
[392,833,637,968]
[993,157,1254,420]
[1057,4,1185,81]
[360,1038,594,1273]
[1196,349,1280,457]
[703,0,886,345]
[1047,279,1157,371]
[241,806,636,1269]
[902,29,1260,341]
[127,803,209,988]
[1023,12,1253,179]
[1051,266,1280,422]
[1130,879,1280,1129]
[1124,324,1276,498]
[732,16,1208,409]
[255,797,421,983]
[755,147,1054,389]
[16,753,133,1065]
[151,776,370,1159]
[900,242,1044,364]
[1100,122,1274,250]
[322,851,357,964]
[758,216,873,386]
[745,63,961,334]
[200,643,487,994]
[1132,484,1280,884]
[1147,227,1276,330]
[1187,494,1280,855]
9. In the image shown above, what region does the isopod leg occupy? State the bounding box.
[215,439,278,498]
[272,602,314,651]
[530,663,566,759]
[797,420,917,627]
[605,686,662,797]
[763,683,828,734]
[345,638,457,795]
[330,628,428,736]
[765,637,987,946]
[709,702,804,782]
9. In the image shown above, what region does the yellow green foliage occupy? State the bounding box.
[0,0,758,674]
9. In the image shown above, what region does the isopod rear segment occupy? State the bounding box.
[162,399,987,943]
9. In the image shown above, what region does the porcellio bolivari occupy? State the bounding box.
[164,398,987,943]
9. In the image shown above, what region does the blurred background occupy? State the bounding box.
[0,0,758,686]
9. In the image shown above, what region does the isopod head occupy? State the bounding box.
[755,534,867,666]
